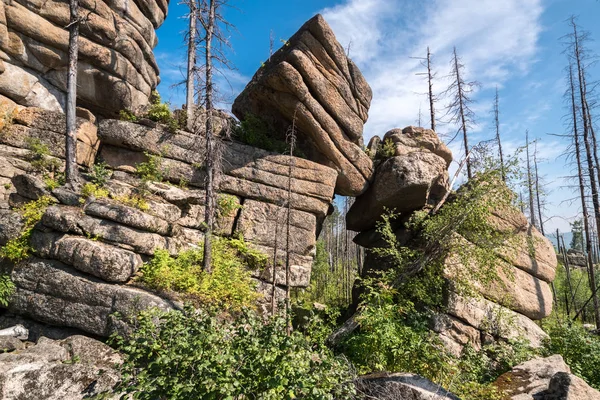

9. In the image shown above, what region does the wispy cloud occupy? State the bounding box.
[321,0,544,142]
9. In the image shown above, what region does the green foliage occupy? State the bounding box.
[88,161,111,187]
[80,183,108,202]
[235,114,302,156]
[26,138,61,173]
[146,91,179,133]
[217,193,242,218]
[140,237,267,311]
[135,152,164,183]
[43,173,65,191]
[0,108,13,135]
[119,109,138,123]
[0,274,15,307]
[570,219,584,251]
[552,262,597,324]
[374,138,396,160]
[542,317,600,389]
[112,194,149,211]
[112,306,356,400]
[0,196,54,262]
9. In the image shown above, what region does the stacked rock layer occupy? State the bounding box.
[0,0,167,115]
[0,102,337,337]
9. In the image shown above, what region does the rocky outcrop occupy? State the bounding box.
[232,14,374,196]
[0,335,121,400]
[0,103,338,332]
[356,373,459,400]
[0,0,168,115]
[494,355,600,399]
[347,127,451,232]
[566,249,587,268]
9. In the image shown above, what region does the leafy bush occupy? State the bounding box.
[135,152,164,183]
[0,274,15,307]
[119,109,138,123]
[234,113,303,156]
[217,193,242,218]
[80,183,108,202]
[0,196,54,262]
[146,91,179,133]
[112,194,149,211]
[88,161,111,187]
[542,317,600,389]
[112,306,356,400]
[374,138,396,160]
[140,236,267,311]
[26,138,61,173]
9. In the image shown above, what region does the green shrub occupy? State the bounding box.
[542,317,600,389]
[135,152,164,183]
[374,138,396,160]
[0,196,54,262]
[140,236,266,311]
[88,161,111,187]
[112,194,149,211]
[217,193,242,218]
[43,173,65,191]
[146,91,179,133]
[234,113,304,156]
[26,138,61,173]
[119,109,138,123]
[80,183,108,202]
[111,306,356,400]
[0,274,15,307]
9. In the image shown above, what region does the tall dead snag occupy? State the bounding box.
[533,142,545,235]
[525,130,537,228]
[415,47,437,131]
[197,0,233,272]
[494,87,506,182]
[570,18,600,327]
[65,0,80,187]
[185,0,197,131]
[444,47,478,179]
[285,111,298,333]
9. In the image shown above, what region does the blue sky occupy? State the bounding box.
[153,0,600,234]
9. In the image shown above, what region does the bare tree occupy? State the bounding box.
[285,111,298,333]
[185,0,198,131]
[65,0,80,187]
[534,142,545,235]
[493,87,506,182]
[414,47,437,131]
[197,0,234,271]
[525,130,537,228]
[444,47,478,179]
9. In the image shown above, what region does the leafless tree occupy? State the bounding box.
[525,130,538,228]
[64,0,80,187]
[285,111,298,333]
[493,87,506,182]
[414,47,437,131]
[570,17,600,327]
[443,47,479,179]
[534,142,545,235]
[185,0,198,131]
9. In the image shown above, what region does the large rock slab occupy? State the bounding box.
[347,151,449,232]
[232,14,374,196]
[0,0,168,115]
[356,373,460,400]
[9,258,173,337]
[30,231,142,283]
[0,335,121,400]
[544,372,600,400]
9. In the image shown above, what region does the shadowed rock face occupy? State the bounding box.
[232,14,374,196]
[0,0,168,115]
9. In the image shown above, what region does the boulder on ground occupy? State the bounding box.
[232,14,374,196]
[356,372,460,400]
[0,335,121,400]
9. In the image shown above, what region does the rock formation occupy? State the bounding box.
[347,127,451,231]
[494,355,600,399]
[232,14,374,196]
[0,102,337,337]
[0,0,167,115]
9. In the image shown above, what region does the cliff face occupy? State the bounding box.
[0,0,167,115]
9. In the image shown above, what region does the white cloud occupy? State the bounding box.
[321,0,544,145]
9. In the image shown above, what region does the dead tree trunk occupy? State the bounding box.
[572,20,600,328]
[427,47,436,131]
[185,0,197,131]
[202,0,216,272]
[534,142,544,235]
[494,87,506,183]
[526,130,537,228]
[285,111,297,333]
[65,0,80,186]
